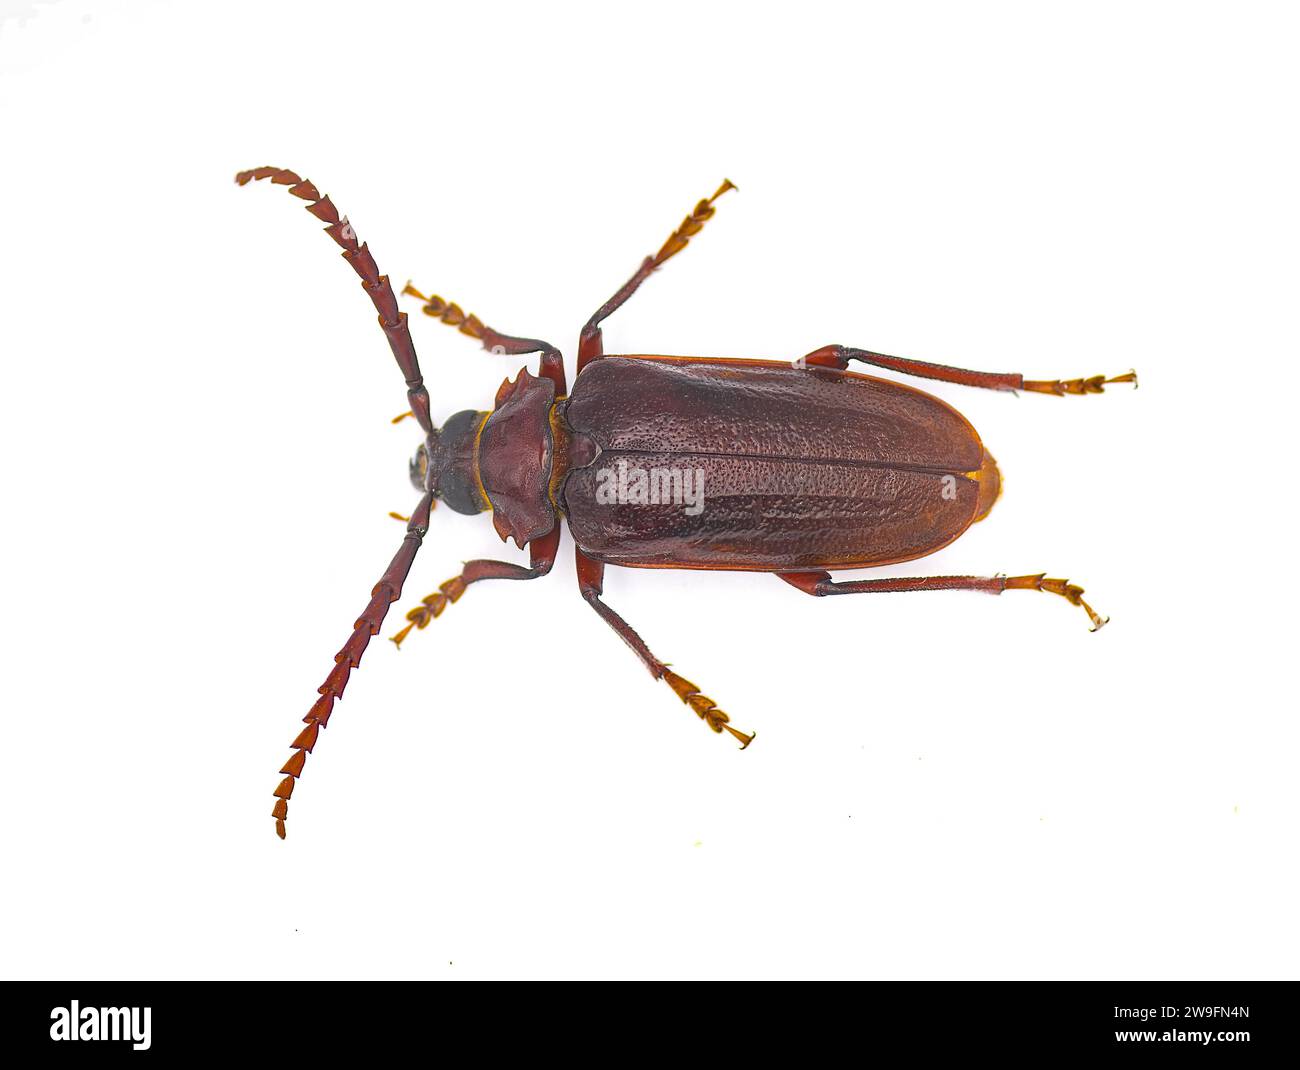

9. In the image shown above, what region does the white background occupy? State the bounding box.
[1,0,1296,980]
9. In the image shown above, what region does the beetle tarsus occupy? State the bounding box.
[402,281,487,340]
[729,726,756,749]
[652,178,737,268]
[389,576,462,647]
[661,668,754,748]
[1021,371,1139,396]
[1004,573,1108,630]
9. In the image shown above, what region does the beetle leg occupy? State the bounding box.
[401,282,567,395]
[576,550,754,748]
[270,493,436,840]
[389,527,560,647]
[577,180,737,373]
[777,570,1109,631]
[801,345,1137,397]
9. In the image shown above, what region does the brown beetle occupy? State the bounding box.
[236,167,1136,839]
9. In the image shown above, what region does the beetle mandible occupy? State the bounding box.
[235,166,1136,839]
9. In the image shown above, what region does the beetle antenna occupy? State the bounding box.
[269,495,436,838]
[234,167,434,434]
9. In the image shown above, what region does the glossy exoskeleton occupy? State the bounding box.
[235,167,1136,839]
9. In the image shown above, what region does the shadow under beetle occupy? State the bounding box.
[235,166,1136,839]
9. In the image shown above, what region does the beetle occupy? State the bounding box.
[235,166,1136,839]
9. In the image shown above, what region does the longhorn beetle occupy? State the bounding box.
[235,166,1136,839]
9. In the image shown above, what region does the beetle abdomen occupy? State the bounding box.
[561,357,991,570]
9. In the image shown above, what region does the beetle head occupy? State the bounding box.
[409,408,489,515]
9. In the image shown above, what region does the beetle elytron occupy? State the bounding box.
[235,166,1136,838]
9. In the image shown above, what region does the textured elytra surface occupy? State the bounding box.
[565,357,986,468]
[561,357,990,570]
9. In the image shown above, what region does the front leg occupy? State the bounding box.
[576,549,753,747]
[390,526,561,647]
[401,282,566,395]
[801,345,1137,397]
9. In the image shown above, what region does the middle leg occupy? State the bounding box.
[576,549,753,747]
[390,527,561,647]
[577,179,736,372]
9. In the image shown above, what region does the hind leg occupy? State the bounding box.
[776,570,1109,631]
[801,345,1136,397]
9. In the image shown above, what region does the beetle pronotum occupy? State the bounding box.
[235,166,1136,839]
